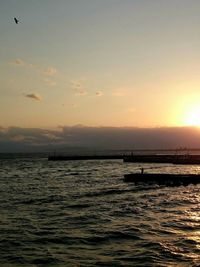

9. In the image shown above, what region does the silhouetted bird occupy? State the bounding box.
[14,17,19,24]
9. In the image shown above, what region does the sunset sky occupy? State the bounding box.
[1,0,200,130]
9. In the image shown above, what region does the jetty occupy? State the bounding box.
[124,173,200,186]
[48,154,200,163]
[48,149,200,164]
[123,154,200,164]
[48,155,123,161]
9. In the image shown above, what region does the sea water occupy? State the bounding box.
[0,154,200,266]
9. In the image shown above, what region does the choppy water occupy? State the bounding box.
[0,155,200,266]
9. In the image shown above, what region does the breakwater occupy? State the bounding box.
[123,154,200,164]
[48,153,200,164]
[124,173,200,185]
[48,155,123,161]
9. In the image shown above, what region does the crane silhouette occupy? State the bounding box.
[14,17,19,24]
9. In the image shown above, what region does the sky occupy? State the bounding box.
[1,0,200,151]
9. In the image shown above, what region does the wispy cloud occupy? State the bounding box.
[24,93,42,101]
[70,79,88,96]
[9,58,36,68]
[70,80,82,90]
[112,90,125,97]
[95,91,103,97]
[62,103,78,108]
[42,133,62,140]
[43,78,57,87]
[9,58,25,66]
[0,126,5,133]
[10,135,26,141]
[9,59,58,78]
[43,67,58,76]
[75,89,87,96]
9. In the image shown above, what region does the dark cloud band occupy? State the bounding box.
[0,126,200,152]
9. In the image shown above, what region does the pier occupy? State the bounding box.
[48,155,123,161]
[123,154,200,164]
[48,150,200,164]
[124,173,200,186]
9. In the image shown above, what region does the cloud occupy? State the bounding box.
[9,58,25,66]
[112,91,125,97]
[24,93,42,101]
[70,80,83,90]
[10,135,26,141]
[42,133,62,140]
[0,126,6,135]
[9,59,35,68]
[75,89,87,96]
[43,78,57,87]
[9,59,58,79]
[59,126,200,150]
[62,103,77,108]
[1,126,200,152]
[43,67,58,76]
[95,91,103,97]
[70,79,88,96]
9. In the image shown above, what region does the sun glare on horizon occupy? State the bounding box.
[183,106,200,127]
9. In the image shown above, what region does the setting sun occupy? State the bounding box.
[184,106,200,126]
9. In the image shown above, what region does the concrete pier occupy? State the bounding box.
[124,173,200,185]
[123,154,200,164]
[48,155,123,161]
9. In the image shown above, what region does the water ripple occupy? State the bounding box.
[0,157,200,266]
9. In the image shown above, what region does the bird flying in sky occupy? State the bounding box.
[14,17,19,24]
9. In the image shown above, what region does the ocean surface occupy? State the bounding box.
[0,154,200,266]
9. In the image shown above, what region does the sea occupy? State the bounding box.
[0,153,200,267]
